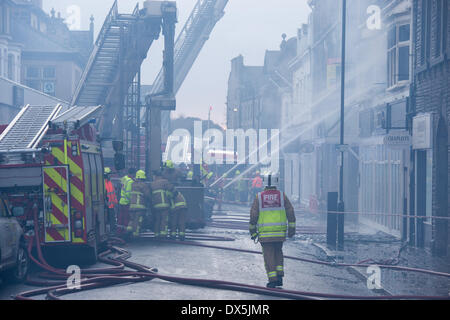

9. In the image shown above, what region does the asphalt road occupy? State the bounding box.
[0,204,387,300]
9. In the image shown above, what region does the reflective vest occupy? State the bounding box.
[105,179,118,209]
[252,176,263,188]
[187,171,193,180]
[257,189,287,239]
[119,176,133,205]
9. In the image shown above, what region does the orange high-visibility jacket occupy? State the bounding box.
[252,176,263,188]
[105,179,118,209]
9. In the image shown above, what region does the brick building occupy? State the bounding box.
[226,37,297,131]
[0,0,93,104]
[411,0,449,255]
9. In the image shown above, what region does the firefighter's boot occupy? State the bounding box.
[276,276,283,287]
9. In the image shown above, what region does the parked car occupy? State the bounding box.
[0,197,29,283]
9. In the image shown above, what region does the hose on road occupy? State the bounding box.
[13,208,450,300]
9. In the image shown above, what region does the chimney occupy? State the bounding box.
[231,55,244,72]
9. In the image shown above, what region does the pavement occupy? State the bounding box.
[0,202,448,300]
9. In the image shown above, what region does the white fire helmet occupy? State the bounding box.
[262,171,279,188]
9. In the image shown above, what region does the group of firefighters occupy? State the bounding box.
[104,161,296,288]
[104,160,188,241]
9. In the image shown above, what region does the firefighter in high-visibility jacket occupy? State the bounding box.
[150,170,174,238]
[118,168,136,234]
[104,167,118,232]
[169,190,187,240]
[163,160,188,240]
[249,174,296,288]
[127,170,151,237]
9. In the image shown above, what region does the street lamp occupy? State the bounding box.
[337,0,347,251]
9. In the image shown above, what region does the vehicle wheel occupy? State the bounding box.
[5,245,29,283]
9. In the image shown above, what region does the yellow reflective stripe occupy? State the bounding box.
[258,222,286,227]
[70,183,84,206]
[174,201,186,207]
[48,191,68,224]
[259,232,286,238]
[45,168,67,193]
[45,232,55,242]
[52,146,83,181]
[268,271,277,278]
[276,266,284,271]
[288,222,296,227]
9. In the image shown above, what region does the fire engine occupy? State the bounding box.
[0,104,108,264]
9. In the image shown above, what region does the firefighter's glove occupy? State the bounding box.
[288,226,296,238]
[251,233,258,241]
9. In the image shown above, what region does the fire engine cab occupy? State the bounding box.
[0,104,108,264]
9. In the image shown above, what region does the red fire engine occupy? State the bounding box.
[0,104,108,264]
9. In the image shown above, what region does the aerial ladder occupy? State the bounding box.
[144,0,229,173]
[70,0,177,172]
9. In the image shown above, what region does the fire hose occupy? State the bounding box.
[12,207,450,300]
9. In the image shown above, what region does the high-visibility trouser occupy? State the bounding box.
[261,241,284,283]
[127,209,145,236]
[153,209,169,237]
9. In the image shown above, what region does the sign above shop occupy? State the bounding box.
[412,114,433,150]
[383,133,411,148]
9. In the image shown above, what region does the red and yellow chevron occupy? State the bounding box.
[44,140,86,244]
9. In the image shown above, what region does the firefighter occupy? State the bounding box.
[251,170,263,201]
[169,191,187,240]
[249,174,296,288]
[163,160,188,240]
[235,170,247,202]
[104,167,118,232]
[200,162,213,186]
[127,170,151,238]
[150,170,173,238]
[118,168,136,234]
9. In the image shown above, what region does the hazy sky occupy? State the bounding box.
[43,0,311,126]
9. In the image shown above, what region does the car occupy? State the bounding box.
[0,196,29,283]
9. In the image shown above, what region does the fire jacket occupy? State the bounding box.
[251,176,263,189]
[105,179,118,209]
[249,188,296,242]
[172,192,187,211]
[130,180,151,210]
[119,175,134,206]
[150,177,174,210]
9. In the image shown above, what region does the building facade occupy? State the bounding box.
[0,0,93,104]
[411,0,449,255]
